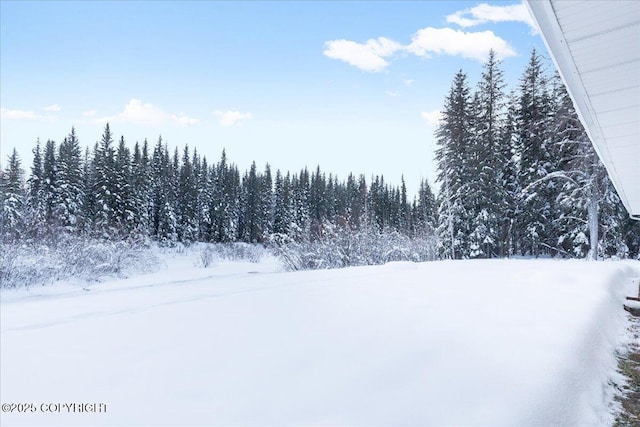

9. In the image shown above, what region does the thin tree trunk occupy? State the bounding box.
[587,184,599,261]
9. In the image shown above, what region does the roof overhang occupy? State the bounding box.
[525,0,640,220]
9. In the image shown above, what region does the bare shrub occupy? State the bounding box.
[0,237,161,288]
[198,245,216,268]
[269,223,437,272]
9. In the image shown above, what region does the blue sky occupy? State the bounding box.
[0,1,549,195]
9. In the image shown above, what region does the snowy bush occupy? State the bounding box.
[190,242,274,268]
[198,245,216,268]
[0,237,161,288]
[214,242,270,263]
[270,222,437,271]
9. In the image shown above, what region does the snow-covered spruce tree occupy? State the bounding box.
[195,151,212,242]
[344,173,360,230]
[273,169,292,235]
[333,174,349,227]
[92,124,119,238]
[465,50,507,258]
[411,178,437,238]
[42,139,58,228]
[328,174,339,227]
[435,70,473,259]
[209,151,222,242]
[290,168,311,242]
[150,137,177,245]
[210,150,241,243]
[226,164,242,242]
[399,176,410,234]
[208,153,223,242]
[191,148,202,232]
[24,140,48,240]
[223,152,239,242]
[367,175,380,231]
[113,136,135,236]
[497,91,520,256]
[0,149,25,242]
[516,49,559,257]
[309,166,328,239]
[240,161,263,243]
[81,146,97,235]
[177,145,198,243]
[129,140,152,240]
[354,174,368,231]
[53,128,85,234]
[368,175,394,232]
[261,163,274,239]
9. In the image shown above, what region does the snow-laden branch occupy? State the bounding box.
[521,171,581,197]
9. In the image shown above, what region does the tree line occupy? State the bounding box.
[0,125,437,249]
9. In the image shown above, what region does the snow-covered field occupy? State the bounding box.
[1,252,639,426]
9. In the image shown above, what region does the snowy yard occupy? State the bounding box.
[1,256,639,426]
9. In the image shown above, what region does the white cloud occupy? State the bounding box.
[95,99,199,126]
[324,25,516,71]
[82,109,97,117]
[1,108,44,121]
[385,90,400,97]
[406,27,516,62]
[323,37,403,72]
[421,110,442,127]
[43,104,61,112]
[446,3,537,31]
[404,79,415,87]
[213,110,253,127]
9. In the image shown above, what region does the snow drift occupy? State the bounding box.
[1,258,638,426]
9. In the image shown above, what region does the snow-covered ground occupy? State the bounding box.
[1,253,639,426]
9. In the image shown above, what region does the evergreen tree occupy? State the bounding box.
[344,173,360,229]
[130,140,152,239]
[412,179,437,237]
[195,152,212,242]
[240,161,263,243]
[113,136,133,234]
[211,149,240,242]
[42,139,57,225]
[399,176,410,233]
[54,127,85,233]
[92,123,118,236]
[273,169,292,235]
[290,169,311,242]
[466,50,506,258]
[516,49,556,256]
[261,163,274,238]
[310,166,327,238]
[82,146,97,234]
[497,91,520,256]
[0,149,25,241]
[177,145,198,242]
[150,137,177,244]
[25,140,47,239]
[435,70,472,259]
